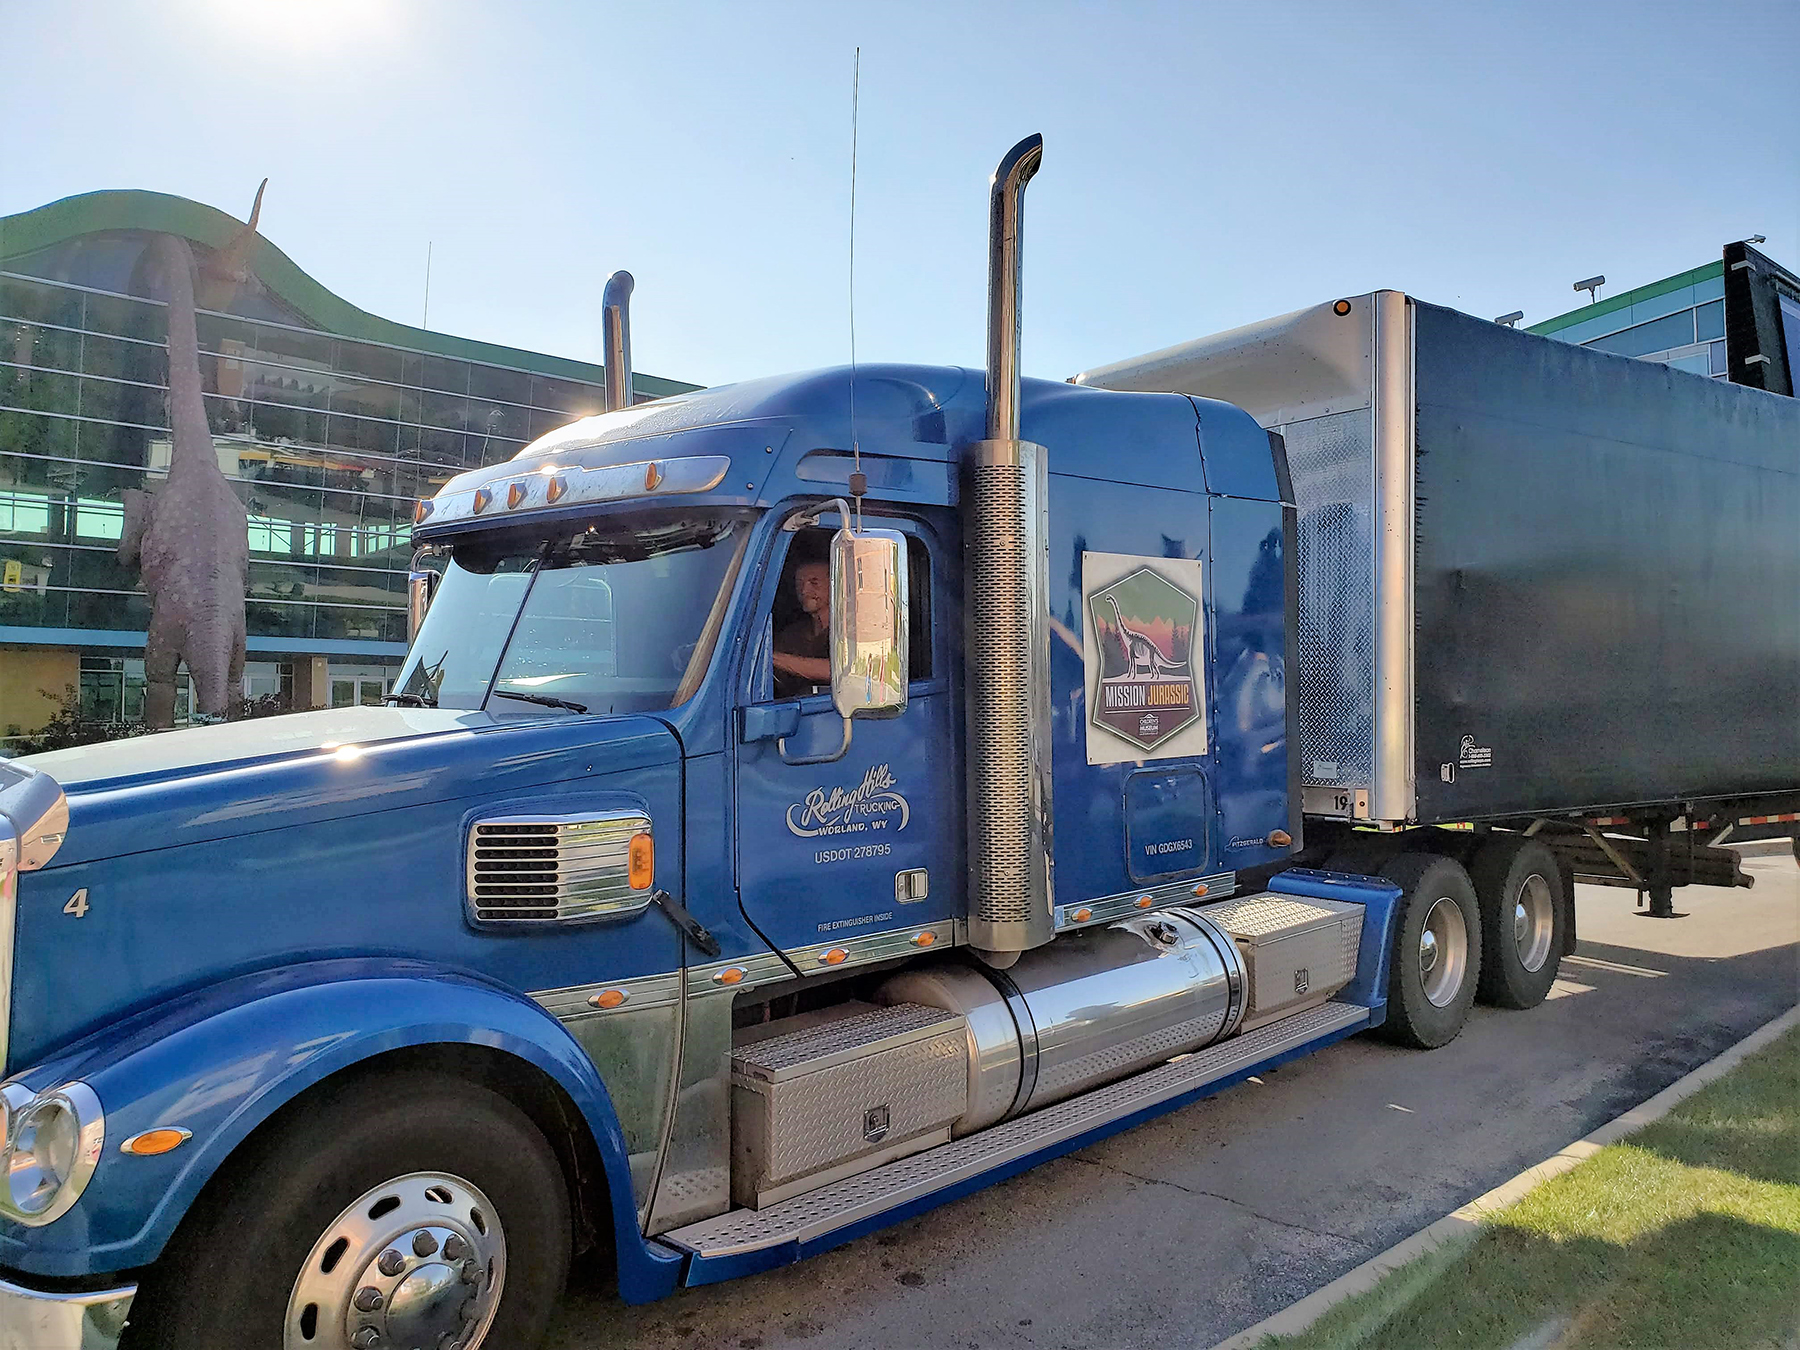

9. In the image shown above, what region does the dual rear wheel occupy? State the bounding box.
[1336,837,1568,1050]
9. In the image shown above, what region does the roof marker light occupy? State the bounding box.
[546,476,568,504]
[644,461,665,491]
[507,482,528,509]
[1333,299,1353,316]
[414,499,433,524]
[472,487,493,514]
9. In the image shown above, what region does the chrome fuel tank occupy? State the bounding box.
[878,907,1245,1133]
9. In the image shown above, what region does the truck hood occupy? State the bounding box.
[17,706,495,791]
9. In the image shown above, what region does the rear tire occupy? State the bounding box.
[1377,853,1482,1049]
[1471,837,1566,1009]
[129,1071,571,1350]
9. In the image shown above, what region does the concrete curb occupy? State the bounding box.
[1207,1001,1800,1350]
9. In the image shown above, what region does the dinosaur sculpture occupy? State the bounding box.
[1104,594,1189,679]
[117,185,264,727]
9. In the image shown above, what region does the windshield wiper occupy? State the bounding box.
[383,691,437,707]
[492,690,589,714]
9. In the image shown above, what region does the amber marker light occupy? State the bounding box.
[644,461,665,490]
[628,833,654,890]
[713,967,745,985]
[1267,829,1293,847]
[1135,895,1154,909]
[1192,883,1210,898]
[1334,299,1353,316]
[121,1127,191,1157]
[413,499,433,524]
[1071,907,1093,923]
[545,476,568,504]
[911,931,936,948]
[472,487,493,513]
[507,481,528,508]
[588,989,628,1010]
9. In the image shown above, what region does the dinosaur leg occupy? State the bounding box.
[188,620,238,720]
[143,613,181,730]
[226,613,246,719]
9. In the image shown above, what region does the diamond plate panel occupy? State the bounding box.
[1280,409,1376,793]
[671,1002,1369,1257]
[1201,894,1363,1021]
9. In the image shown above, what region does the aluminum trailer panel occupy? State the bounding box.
[1077,291,1800,828]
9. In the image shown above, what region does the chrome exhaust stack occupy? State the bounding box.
[601,269,635,412]
[964,134,1055,967]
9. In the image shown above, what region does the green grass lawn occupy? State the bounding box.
[1259,1026,1800,1350]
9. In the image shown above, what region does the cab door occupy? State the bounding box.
[732,511,959,953]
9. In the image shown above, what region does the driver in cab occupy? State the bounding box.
[773,556,831,699]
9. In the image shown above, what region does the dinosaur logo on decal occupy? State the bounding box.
[1088,567,1201,753]
[786,763,912,838]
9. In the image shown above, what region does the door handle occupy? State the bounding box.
[741,702,801,743]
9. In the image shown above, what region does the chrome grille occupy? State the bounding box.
[465,811,651,925]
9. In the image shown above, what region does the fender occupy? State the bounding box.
[0,957,683,1302]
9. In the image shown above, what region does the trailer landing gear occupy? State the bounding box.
[1640,818,1684,919]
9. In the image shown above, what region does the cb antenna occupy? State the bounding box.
[847,47,865,529]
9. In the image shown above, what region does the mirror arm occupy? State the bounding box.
[783,497,856,533]
[778,713,853,766]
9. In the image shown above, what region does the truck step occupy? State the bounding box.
[664,1000,1368,1269]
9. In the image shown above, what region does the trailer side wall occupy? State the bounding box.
[1411,301,1800,822]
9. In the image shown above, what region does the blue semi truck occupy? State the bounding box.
[1,137,1598,1349]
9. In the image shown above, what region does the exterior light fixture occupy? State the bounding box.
[1573,276,1605,303]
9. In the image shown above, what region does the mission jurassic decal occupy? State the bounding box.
[1082,552,1208,766]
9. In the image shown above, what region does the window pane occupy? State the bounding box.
[1587,308,1696,358]
[1,276,84,329]
[1695,299,1724,343]
[3,320,82,374]
[83,292,164,343]
[1710,340,1727,376]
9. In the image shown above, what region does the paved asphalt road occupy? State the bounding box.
[545,851,1799,1350]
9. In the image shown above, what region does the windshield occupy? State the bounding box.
[394,509,754,714]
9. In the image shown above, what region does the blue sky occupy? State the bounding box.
[3,0,1795,388]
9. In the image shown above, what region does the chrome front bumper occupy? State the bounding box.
[0,1275,134,1350]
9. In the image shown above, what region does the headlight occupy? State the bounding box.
[0,1081,103,1227]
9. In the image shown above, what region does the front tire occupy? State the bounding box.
[130,1072,571,1350]
[1377,853,1482,1049]
[1471,836,1567,1009]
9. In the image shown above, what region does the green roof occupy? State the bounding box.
[0,189,699,398]
[1527,259,1723,337]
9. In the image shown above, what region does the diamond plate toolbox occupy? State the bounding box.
[730,1001,967,1209]
[1202,894,1363,1030]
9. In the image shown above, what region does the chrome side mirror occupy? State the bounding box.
[828,527,908,720]
[407,561,440,643]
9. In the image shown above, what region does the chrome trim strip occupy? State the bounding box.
[665,1001,1369,1261]
[531,970,682,1020]
[685,920,958,996]
[1054,872,1236,933]
[427,453,730,526]
[0,1276,135,1350]
[1369,290,1416,827]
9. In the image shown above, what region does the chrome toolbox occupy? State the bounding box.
[1201,894,1363,1030]
[730,1001,967,1210]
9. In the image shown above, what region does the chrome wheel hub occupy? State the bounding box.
[1419,895,1468,1008]
[1514,873,1555,973]
[286,1172,506,1350]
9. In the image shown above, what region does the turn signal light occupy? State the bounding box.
[120,1127,191,1157]
[588,989,628,1010]
[507,481,528,508]
[546,476,568,504]
[628,833,654,890]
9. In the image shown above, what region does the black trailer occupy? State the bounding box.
[1080,291,1800,915]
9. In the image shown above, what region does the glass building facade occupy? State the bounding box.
[0,189,695,743]
[1530,261,1731,378]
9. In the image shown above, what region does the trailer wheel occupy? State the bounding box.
[1377,853,1482,1049]
[1470,837,1566,1009]
[131,1071,570,1350]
